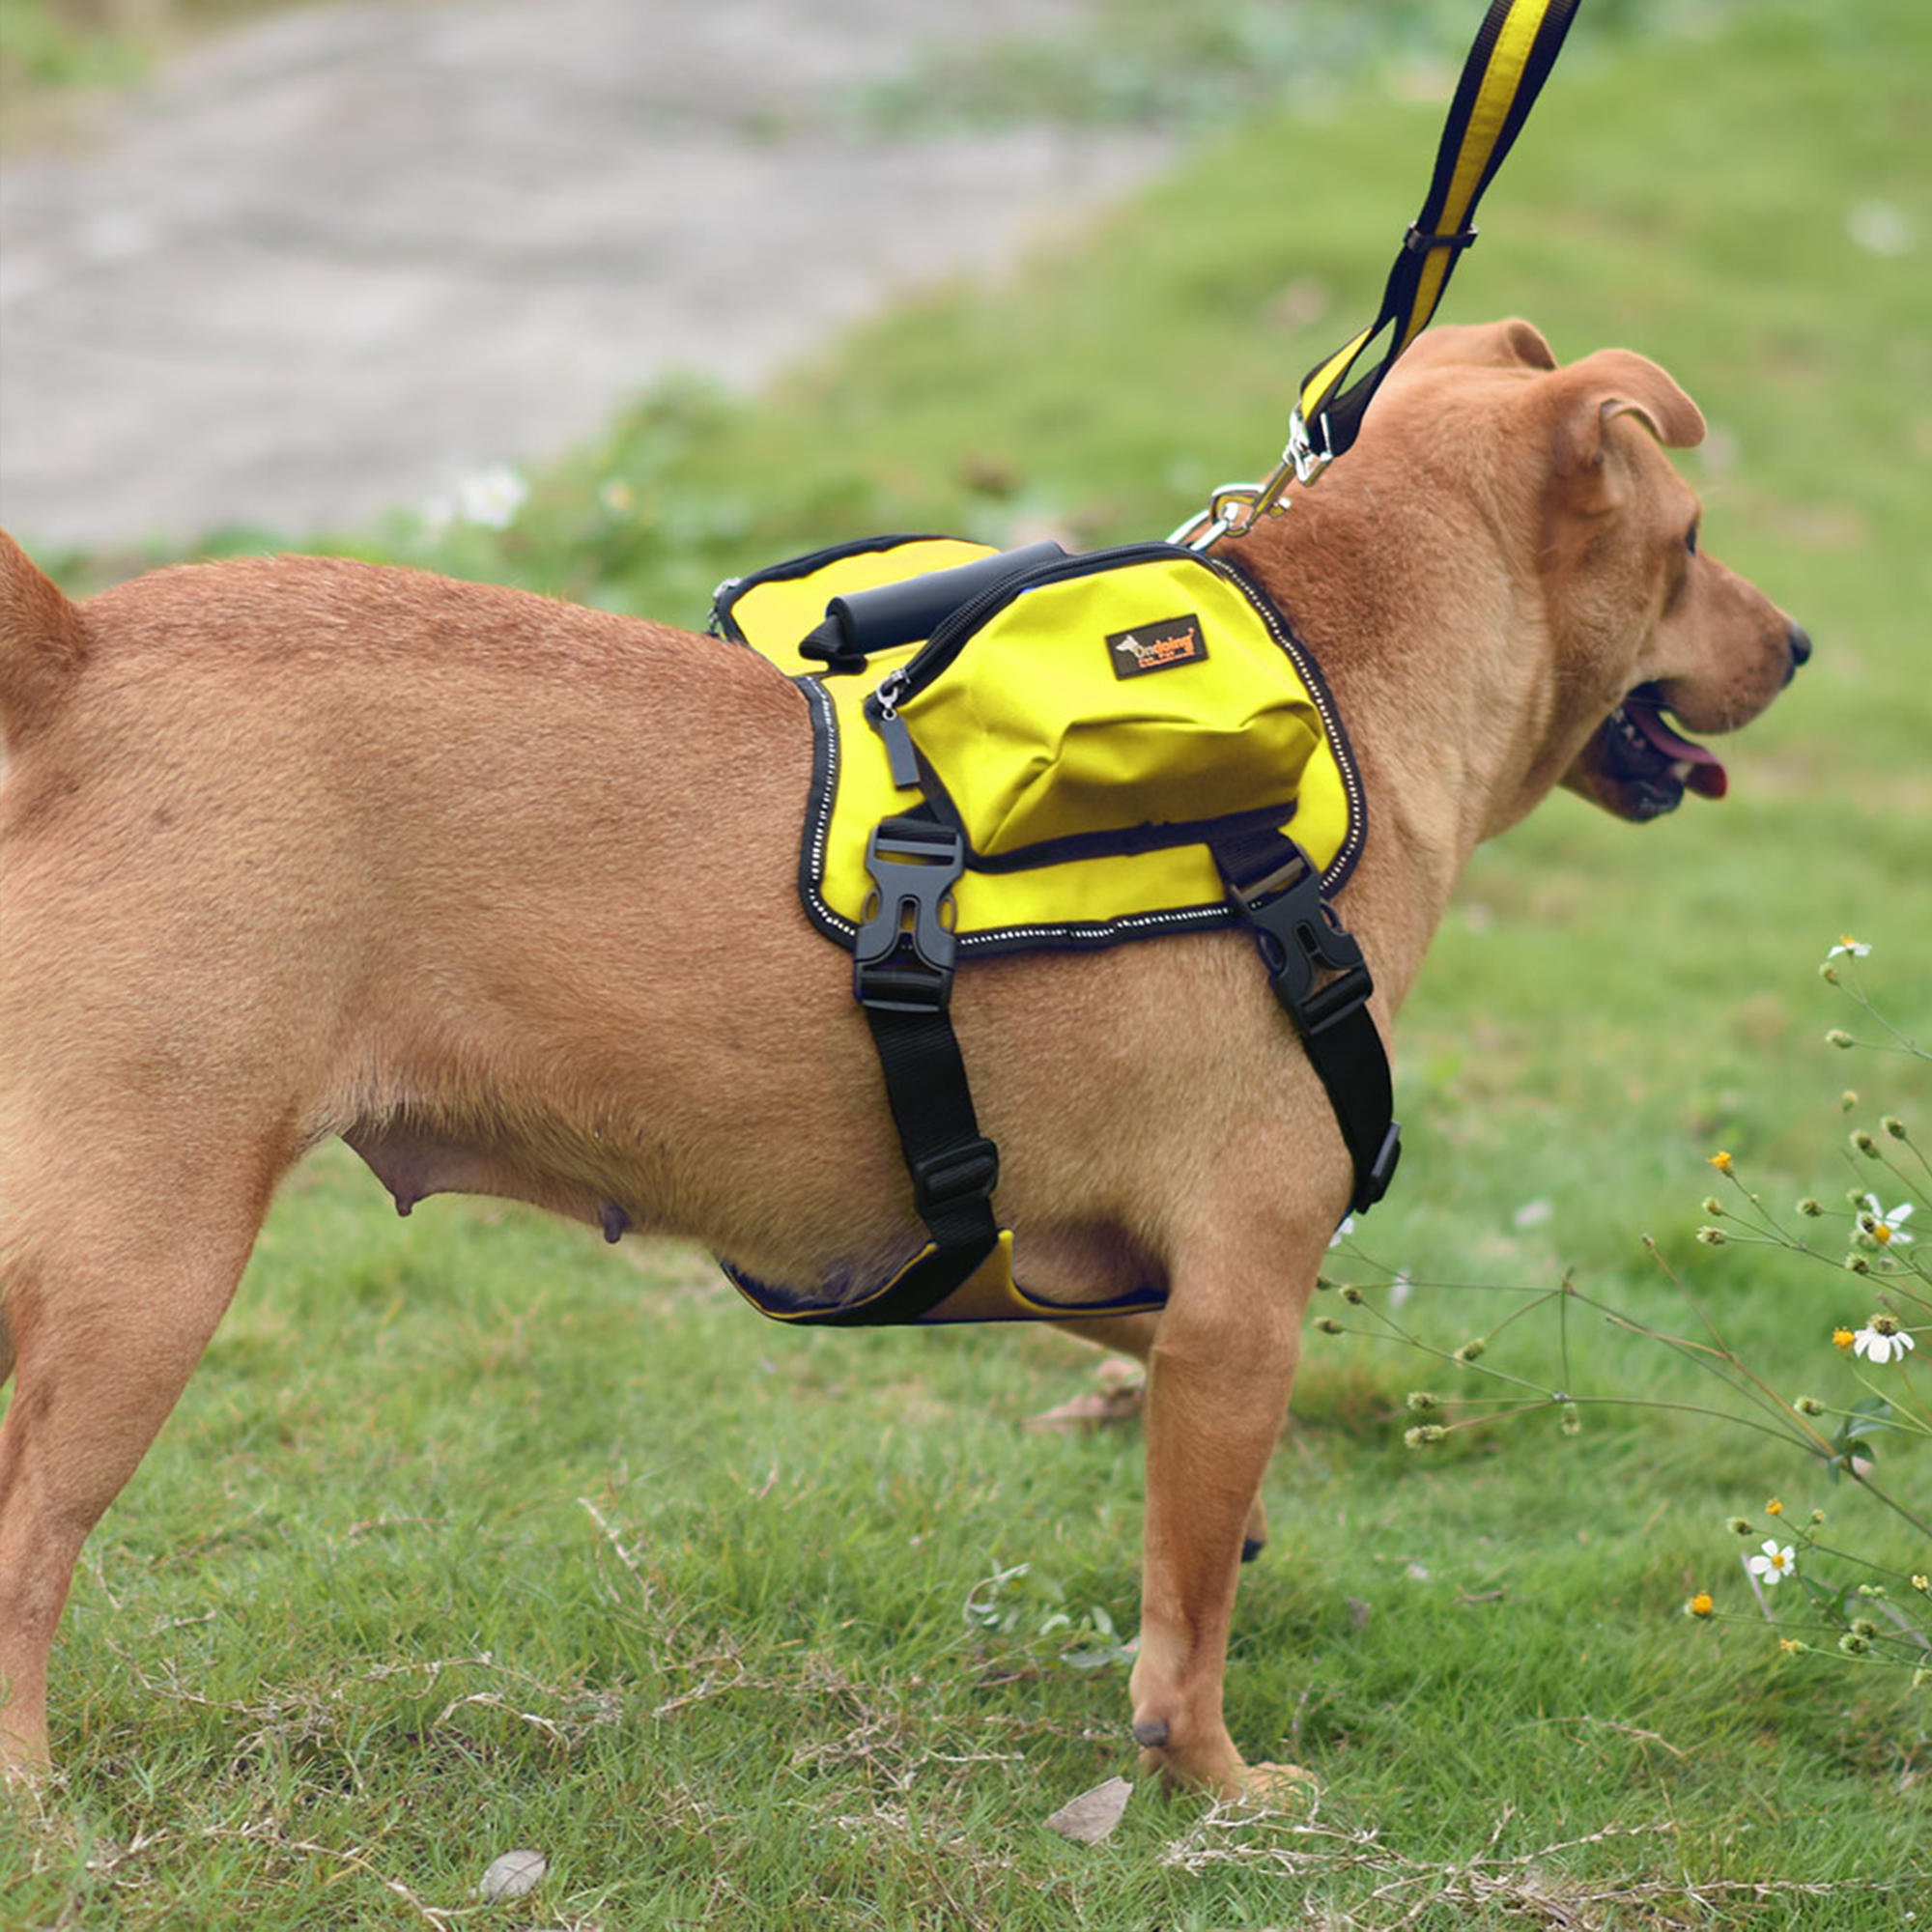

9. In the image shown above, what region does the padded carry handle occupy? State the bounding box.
[810,539,1066,668]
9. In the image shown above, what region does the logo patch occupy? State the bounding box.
[1106,613,1208,680]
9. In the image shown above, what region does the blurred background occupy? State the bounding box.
[1,0,1170,549]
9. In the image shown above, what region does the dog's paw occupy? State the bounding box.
[1235,1760,1321,1814]
[1135,1728,1319,1811]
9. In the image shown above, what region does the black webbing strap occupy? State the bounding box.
[1210,827,1402,1216]
[846,812,1002,1321]
[1291,0,1582,471]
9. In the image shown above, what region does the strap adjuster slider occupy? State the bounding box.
[1404,221,1480,255]
[912,1137,1001,1219]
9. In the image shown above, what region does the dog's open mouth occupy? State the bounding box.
[1589,683,1728,820]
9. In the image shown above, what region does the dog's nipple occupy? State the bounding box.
[601,1201,631,1244]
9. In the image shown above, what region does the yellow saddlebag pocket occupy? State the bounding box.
[892,549,1322,863]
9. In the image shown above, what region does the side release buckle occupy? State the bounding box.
[854,815,964,1014]
[1226,841,1374,1037]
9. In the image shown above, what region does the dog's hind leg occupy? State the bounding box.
[0,1111,289,1781]
[1126,1213,1329,1804]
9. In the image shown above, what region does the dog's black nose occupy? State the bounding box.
[1784,623,1812,685]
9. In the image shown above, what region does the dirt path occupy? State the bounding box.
[0,0,1171,550]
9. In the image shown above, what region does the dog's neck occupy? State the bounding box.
[1231,484,1566,1019]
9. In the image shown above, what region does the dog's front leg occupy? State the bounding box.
[1128,1242,1318,1804]
[1052,1310,1270,1561]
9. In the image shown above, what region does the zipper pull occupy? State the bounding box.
[869,673,922,790]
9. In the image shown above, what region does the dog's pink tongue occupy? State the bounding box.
[1627,696,1728,799]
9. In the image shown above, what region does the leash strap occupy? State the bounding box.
[1291,0,1581,474]
[1184,0,1581,544]
[1210,827,1401,1216]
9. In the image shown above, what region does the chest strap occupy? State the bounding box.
[1209,825,1403,1214]
[847,812,1398,1327]
[850,813,1004,1317]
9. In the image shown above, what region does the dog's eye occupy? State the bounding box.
[1685,521,1700,556]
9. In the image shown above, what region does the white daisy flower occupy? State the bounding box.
[455,464,529,530]
[1747,1541,1796,1585]
[1327,1214,1354,1250]
[1853,1321,1916,1365]
[1860,1195,1915,1247]
[1826,936,1871,959]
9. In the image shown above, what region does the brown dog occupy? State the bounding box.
[0,319,1804,1800]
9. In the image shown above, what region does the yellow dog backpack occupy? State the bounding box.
[678,0,1602,1321]
[708,534,1400,1324]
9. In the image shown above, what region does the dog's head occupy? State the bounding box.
[1389,321,1809,824]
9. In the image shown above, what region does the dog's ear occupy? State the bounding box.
[1551,349,1707,477]
[1401,317,1557,373]
[1490,318,1558,371]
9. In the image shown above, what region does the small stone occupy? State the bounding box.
[477,1848,547,1901]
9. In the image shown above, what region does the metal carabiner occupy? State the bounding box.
[1286,408,1336,487]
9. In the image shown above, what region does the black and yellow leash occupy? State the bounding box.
[1168,0,1584,1253]
[1185,0,1582,548]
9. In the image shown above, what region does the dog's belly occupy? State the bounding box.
[342,1124,624,1236]
[1009,1221,1169,1307]
[338,1108,1169,1315]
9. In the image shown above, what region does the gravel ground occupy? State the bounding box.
[0,0,1172,550]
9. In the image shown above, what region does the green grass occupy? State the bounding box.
[7,0,1931,1924]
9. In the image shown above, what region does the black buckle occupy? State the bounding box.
[1228,843,1375,1037]
[854,817,964,1013]
[912,1137,1001,1219]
